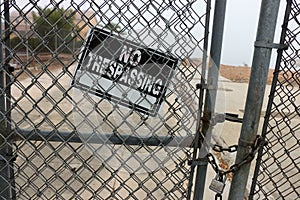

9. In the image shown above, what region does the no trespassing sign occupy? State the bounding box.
[72,27,178,116]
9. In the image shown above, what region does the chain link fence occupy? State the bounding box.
[0,0,211,199]
[250,0,300,199]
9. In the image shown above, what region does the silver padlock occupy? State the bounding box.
[209,174,226,194]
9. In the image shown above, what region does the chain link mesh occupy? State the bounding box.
[0,0,210,199]
[250,0,300,199]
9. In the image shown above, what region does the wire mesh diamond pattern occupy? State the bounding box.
[0,0,210,199]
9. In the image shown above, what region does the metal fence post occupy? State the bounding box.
[186,0,212,198]
[0,2,4,119]
[0,1,10,198]
[228,0,281,199]
[249,1,292,199]
[193,0,227,199]
[0,0,15,198]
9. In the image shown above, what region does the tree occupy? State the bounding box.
[32,7,76,52]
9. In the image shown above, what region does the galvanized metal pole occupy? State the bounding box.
[0,1,15,199]
[0,0,10,198]
[0,1,4,119]
[193,0,227,199]
[249,1,292,199]
[187,0,212,198]
[228,0,281,199]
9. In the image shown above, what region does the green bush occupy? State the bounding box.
[10,36,46,52]
[10,36,82,53]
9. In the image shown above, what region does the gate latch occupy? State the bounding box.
[254,41,288,50]
[211,113,226,125]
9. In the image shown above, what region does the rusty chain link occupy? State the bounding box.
[208,135,266,176]
[205,135,267,199]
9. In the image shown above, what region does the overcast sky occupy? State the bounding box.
[11,0,287,67]
[222,0,286,67]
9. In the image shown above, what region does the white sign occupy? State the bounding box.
[72,27,178,116]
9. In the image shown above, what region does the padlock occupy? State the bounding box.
[209,174,226,194]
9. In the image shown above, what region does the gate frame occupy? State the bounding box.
[249,0,293,199]
[228,0,281,199]
[190,0,228,199]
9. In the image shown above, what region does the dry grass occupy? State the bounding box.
[220,64,275,85]
[220,64,299,86]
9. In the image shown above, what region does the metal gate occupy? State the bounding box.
[0,0,211,199]
[250,0,300,199]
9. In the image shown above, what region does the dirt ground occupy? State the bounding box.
[220,64,275,84]
[220,64,298,86]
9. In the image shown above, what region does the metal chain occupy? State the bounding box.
[226,135,266,175]
[207,152,220,174]
[208,135,266,175]
[212,144,238,153]
[215,193,222,200]
[206,135,266,199]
